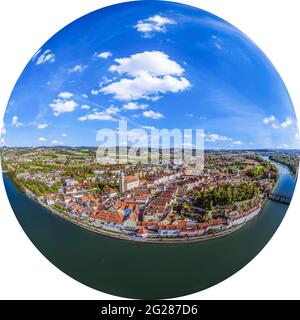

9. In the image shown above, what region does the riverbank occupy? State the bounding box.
[36,200,264,244]
[2,154,282,244]
[14,179,266,244]
[270,158,298,179]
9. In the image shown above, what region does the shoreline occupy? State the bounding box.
[6,175,268,244]
[268,156,298,178]
[2,155,283,244]
[35,197,264,244]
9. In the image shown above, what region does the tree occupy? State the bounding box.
[182,201,191,212]
[194,182,260,209]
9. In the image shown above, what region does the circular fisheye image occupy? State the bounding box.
[1,1,299,299]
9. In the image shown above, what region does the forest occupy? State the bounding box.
[193,182,260,210]
[270,154,299,175]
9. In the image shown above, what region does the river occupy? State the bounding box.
[2,158,296,299]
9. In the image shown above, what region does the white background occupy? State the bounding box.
[0,0,300,300]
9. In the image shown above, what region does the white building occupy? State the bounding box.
[125,176,140,191]
[65,178,79,187]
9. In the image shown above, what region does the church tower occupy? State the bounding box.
[119,171,125,193]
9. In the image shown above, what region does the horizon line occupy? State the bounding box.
[1,146,300,151]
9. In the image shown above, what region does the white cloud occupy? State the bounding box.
[212,35,223,51]
[185,113,194,117]
[38,137,47,142]
[79,113,114,121]
[123,102,148,110]
[50,92,78,116]
[105,106,120,114]
[99,77,113,87]
[81,94,88,98]
[280,144,289,149]
[11,116,18,126]
[68,64,87,73]
[205,133,229,142]
[37,123,48,129]
[35,49,55,65]
[148,95,161,101]
[109,51,184,77]
[263,115,276,124]
[101,73,190,101]
[95,51,112,59]
[281,117,292,128]
[143,110,164,119]
[1,124,6,136]
[79,106,119,121]
[0,124,6,146]
[134,15,176,38]
[233,140,243,145]
[62,133,67,137]
[81,104,90,110]
[51,140,64,145]
[58,91,73,99]
[11,116,23,128]
[50,99,78,116]
[264,115,292,129]
[91,89,99,96]
[215,43,222,50]
[101,51,190,101]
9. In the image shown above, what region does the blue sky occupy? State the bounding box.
[1,0,299,149]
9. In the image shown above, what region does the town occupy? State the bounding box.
[1,147,279,242]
